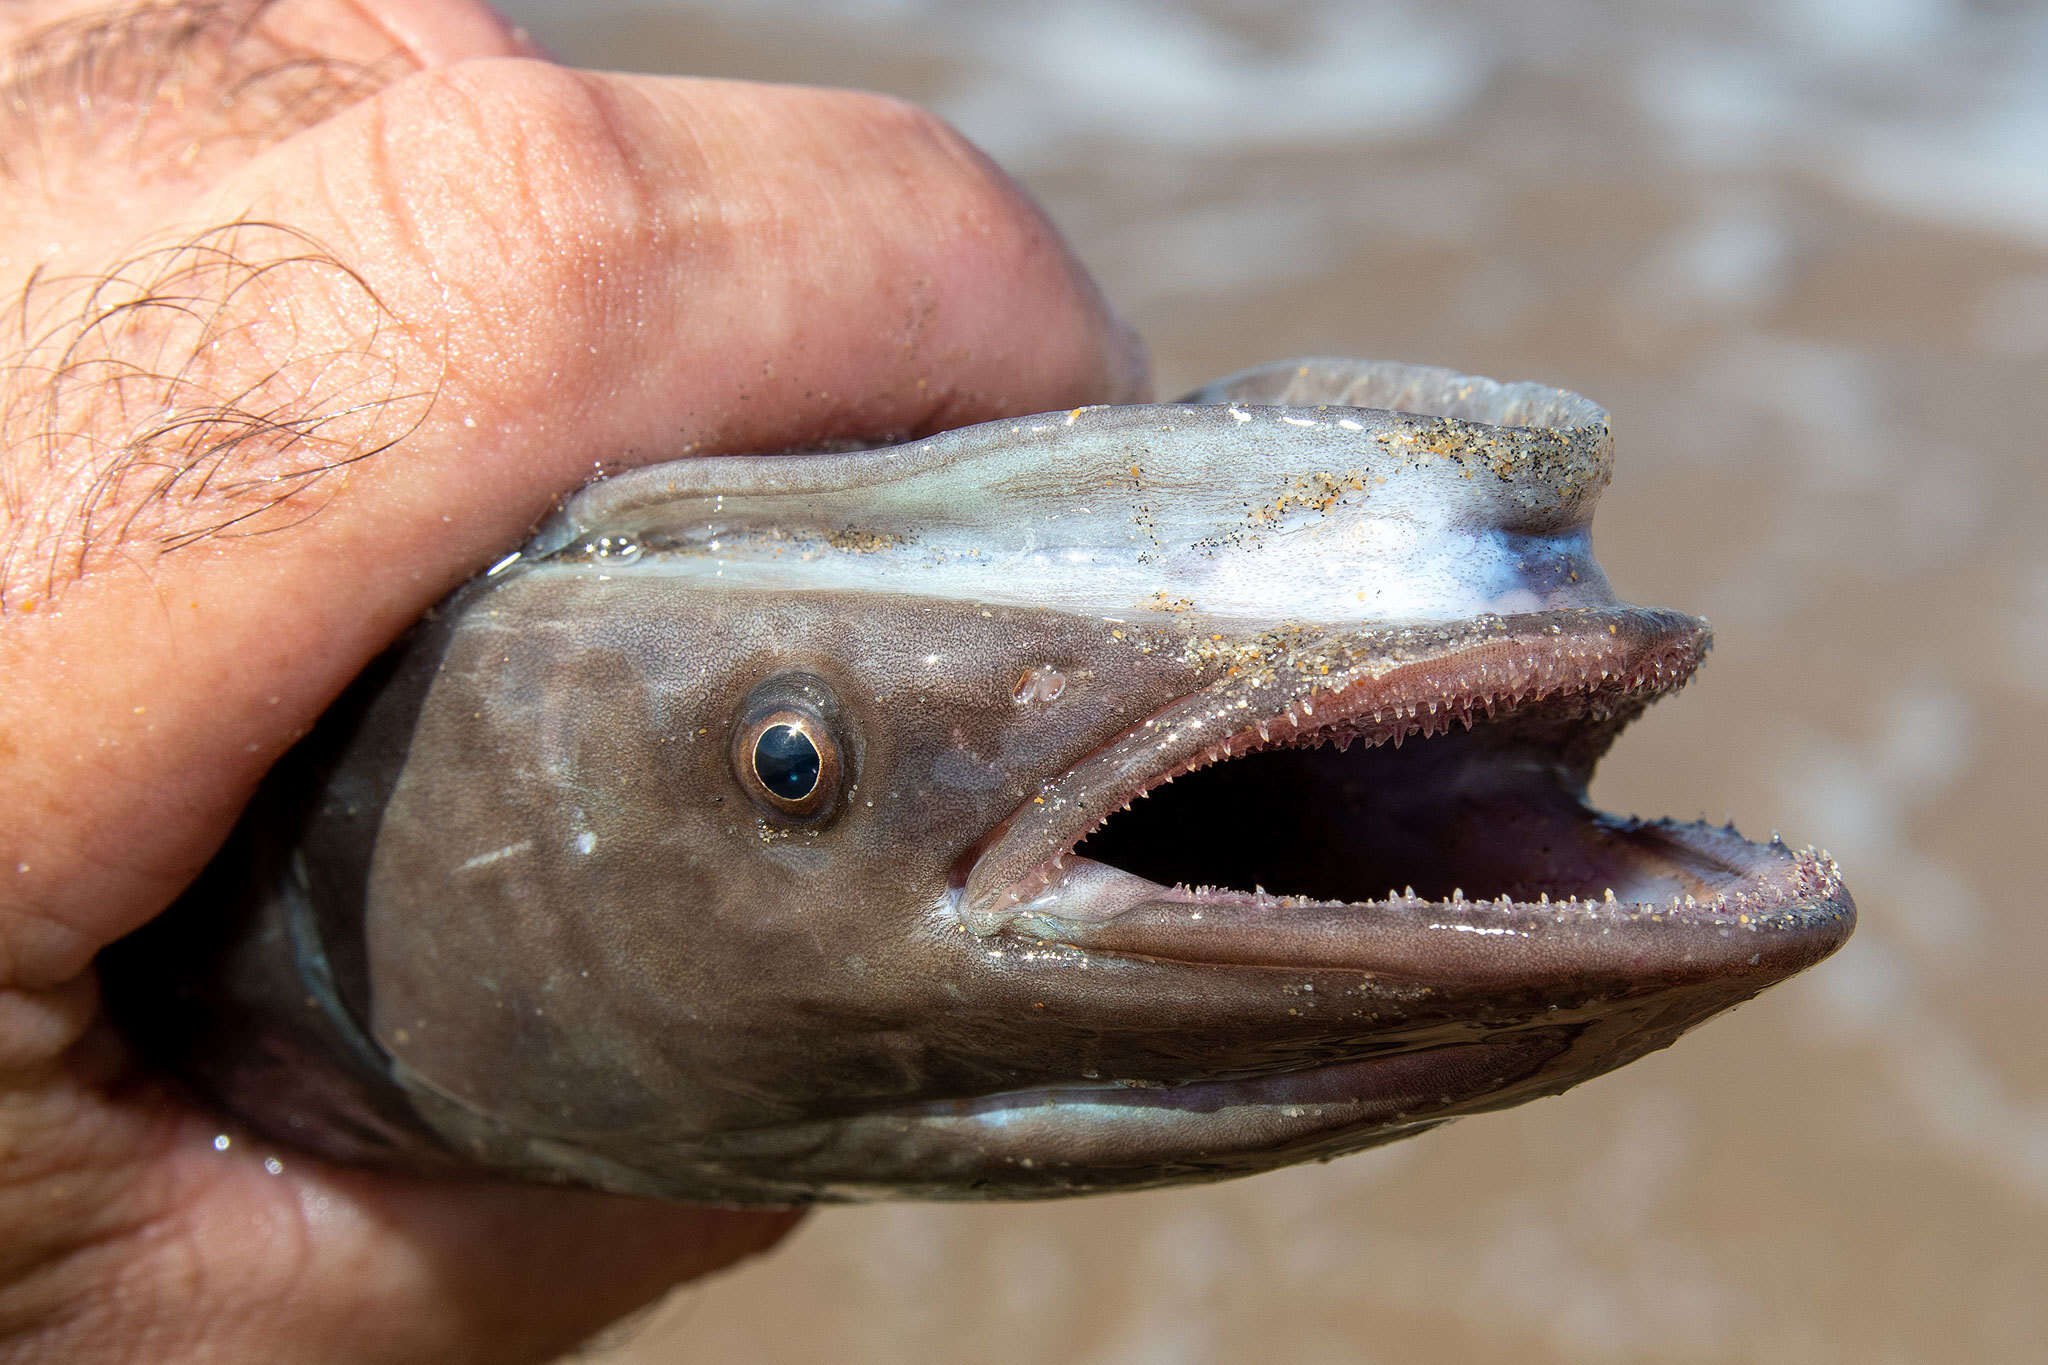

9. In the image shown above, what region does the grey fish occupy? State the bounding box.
[106,358,1853,1203]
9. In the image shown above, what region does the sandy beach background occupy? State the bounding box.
[490,3,2048,1360]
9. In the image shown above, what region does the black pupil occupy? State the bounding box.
[754,724,821,800]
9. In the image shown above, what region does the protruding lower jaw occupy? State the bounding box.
[958,606,1854,992]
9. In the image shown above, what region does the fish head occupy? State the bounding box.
[260,361,1853,1200]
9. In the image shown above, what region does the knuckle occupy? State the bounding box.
[354,59,671,394]
[373,57,656,250]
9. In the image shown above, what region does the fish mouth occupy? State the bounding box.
[960,605,1852,991]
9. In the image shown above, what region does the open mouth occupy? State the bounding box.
[960,607,1850,989]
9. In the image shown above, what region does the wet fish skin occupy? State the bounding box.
[104,359,1853,1203]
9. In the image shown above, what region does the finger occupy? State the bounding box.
[31,1151,803,1363]
[248,1175,803,1363]
[0,0,533,272]
[0,1036,804,1362]
[0,63,1149,984]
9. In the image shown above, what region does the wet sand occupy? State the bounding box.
[495,3,2048,1360]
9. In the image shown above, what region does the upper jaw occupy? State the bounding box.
[957,606,1854,991]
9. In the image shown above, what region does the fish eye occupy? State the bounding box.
[730,679,850,824]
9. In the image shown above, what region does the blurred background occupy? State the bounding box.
[494,2,2048,1360]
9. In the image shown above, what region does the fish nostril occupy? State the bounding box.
[1012,666,1067,705]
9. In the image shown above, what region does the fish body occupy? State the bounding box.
[107,359,1853,1203]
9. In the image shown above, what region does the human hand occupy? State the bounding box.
[0,2,1147,1359]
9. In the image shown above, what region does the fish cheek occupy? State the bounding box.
[355,578,1006,1140]
[358,577,821,1136]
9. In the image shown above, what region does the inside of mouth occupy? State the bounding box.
[1073,700,1757,908]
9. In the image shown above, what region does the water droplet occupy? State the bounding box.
[587,534,641,564]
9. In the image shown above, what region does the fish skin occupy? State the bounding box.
[102,359,1853,1203]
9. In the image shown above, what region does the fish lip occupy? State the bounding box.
[958,605,1855,987]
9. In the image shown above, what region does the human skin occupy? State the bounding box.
[0,1,1147,1360]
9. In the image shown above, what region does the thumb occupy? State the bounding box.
[0,61,1147,982]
